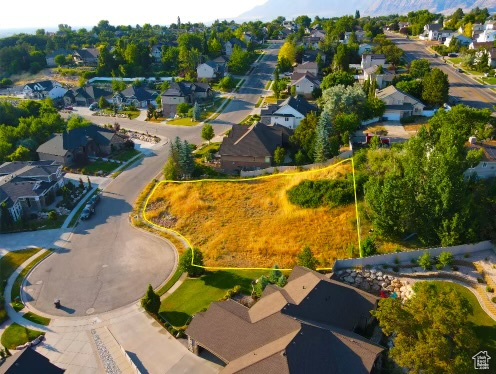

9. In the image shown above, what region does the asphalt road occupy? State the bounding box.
[23,44,281,317]
[24,147,177,317]
[387,32,496,110]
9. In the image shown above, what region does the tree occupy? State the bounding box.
[322,84,367,120]
[141,284,160,315]
[294,150,306,165]
[361,236,377,257]
[355,10,361,19]
[332,43,349,71]
[8,145,30,161]
[396,79,423,99]
[54,54,66,67]
[228,45,251,75]
[321,71,356,90]
[418,251,432,270]
[98,96,109,110]
[254,275,269,297]
[0,202,14,230]
[163,157,179,180]
[208,37,222,58]
[296,246,318,270]
[67,115,91,130]
[201,123,215,144]
[180,140,195,177]
[269,265,283,284]
[177,102,191,117]
[314,111,331,162]
[372,282,477,374]
[422,68,449,106]
[218,76,236,91]
[409,58,431,78]
[111,79,127,93]
[87,176,92,189]
[438,251,454,267]
[273,146,285,165]
[178,248,205,277]
[278,42,296,65]
[192,102,201,122]
[290,112,318,161]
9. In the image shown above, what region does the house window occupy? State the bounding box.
[26,199,31,208]
[285,118,289,122]
[483,162,487,168]
[265,156,271,163]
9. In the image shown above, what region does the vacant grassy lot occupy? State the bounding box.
[159,270,268,326]
[146,163,373,268]
[429,281,496,359]
[1,323,44,349]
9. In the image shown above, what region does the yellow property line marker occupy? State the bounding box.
[142,157,362,272]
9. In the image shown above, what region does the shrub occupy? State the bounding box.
[254,275,269,298]
[178,248,205,277]
[361,237,377,257]
[464,253,470,258]
[435,263,443,270]
[141,284,160,315]
[296,247,318,270]
[418,252,432,270]
[269,265,282,284]
[438,252,454,267]
[287,179,354,208]
[487,286,494,293]
[394,257,400,265]
[492,296,496,303]
[477,277,485,284]
[47,211,57,221]
[223,285,242,300]
[452,265,459,271]
[400,116,415,124]
[392,266,399,272]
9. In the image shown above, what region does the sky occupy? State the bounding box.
[0,0,267,30]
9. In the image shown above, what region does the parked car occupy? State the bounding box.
[64,106,73,111]
[457,68,463,73]
[89,103,99,111]
[89,194,100,206]
[447,53,458,57]
[80,206,92,220]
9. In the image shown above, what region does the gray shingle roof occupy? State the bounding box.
[279,96,318,117]
[0,347,65,373]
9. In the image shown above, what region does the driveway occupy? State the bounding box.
[356,121,412,143]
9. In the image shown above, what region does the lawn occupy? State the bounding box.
[212,78,241,92]
[165,117,201,126]
[110,148,140,162]
[1,323,44,349]
[482,77,496,85]
[429,281,496,358]
[81,159,120,175]
[194,143,221,159]
[145,163,380,268]
[102,109,140,119]
[22,312,50,326]
[159,270,269,327]
[447,57,462,65]
[12,250,52,312]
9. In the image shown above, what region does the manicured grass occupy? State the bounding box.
[81,159,120,175]
[482,77,496,85]
[429,281,496,358]
[194,143,221,159]
[255,96,264,108]
[0,248,41,324]
[1,323,44,349]
[68,189,98,228]
[447,57,462,65]
[265,80,272,90]
[110,148,140,162]
[159,270,269,327]
[11,250,52,311]
[166,118,201,126]
[157,269,184,296]
[22,312,50,326]
[212,78,241,92]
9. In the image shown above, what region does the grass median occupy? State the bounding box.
[1,323,44,349]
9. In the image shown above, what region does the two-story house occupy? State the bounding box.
[0,161,65,221]
[113,86,159,109]
[196,59,227,80]
[161,81,212,118]
[290,72,321,98]
[361,54,386,70]
[23,80,66,100]
[224,38,247,56]
[261,96,318,130]
[73,48,100,66]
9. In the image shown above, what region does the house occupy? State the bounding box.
[363,66,395,89]
[278,28,292,39]
[0,348,65,373]
[344,31,366,43]
[376,85,426,120]
[113,86,159,108]
[218,123,292,171]
[469,41,495,50]
[261,96,318,130]
[0,161,64,222]
[23,80,65,100]
[361,54,386,70]
[302,36,321,49]
[160,81,212,118]
[243,32,256,44]
[186,266,384,373]
[73,48,100,66]
[294,61,319,76]
[466,141,496,179]
[302,49,326,64]
[151,41,177,61]
[45,49,72,67]
[224,38,247,56]
[37,124,127,166]
[477,30,496,42]
[444,34,472,47]
[421,23,441,40]
[71,86,113,107]
[359,43,373,56]
[197,60,227,80]
[290,72,321,98]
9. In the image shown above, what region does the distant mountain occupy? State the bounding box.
[367,0,496,16]
[237,0,496,21]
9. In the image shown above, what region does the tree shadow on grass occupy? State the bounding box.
[201,270,262,294]
[472,324,496,359]
[159,311,191,327]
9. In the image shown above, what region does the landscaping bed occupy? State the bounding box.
[159,270,268,327]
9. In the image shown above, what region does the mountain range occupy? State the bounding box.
[237,0,496,21]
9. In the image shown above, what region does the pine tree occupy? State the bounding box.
[269,265,282,283]
[0,202,14,230]
[180,140,195,177]
[314,111,331,163]
[141,284,160,314]
[192,102,201,122]
[369,79,378,98]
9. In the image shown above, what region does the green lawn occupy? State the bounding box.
[12,250,52,312]
[81,160,120,175]
[265,80,272,90]
[429,281,496,358]
[157,269,184,296]
[22,312,50,326]
[110,148,140,162]
[212,78,241,92]
[194,143,221,159]
[255,96,264,108]
[159,270,269,327]
[447,57,462,65]
[166,118,201,126]
[482,77,496,85]
[1,323,44,349]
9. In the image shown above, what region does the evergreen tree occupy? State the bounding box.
[314,111,331,162]
[180,140,195,177]
[273,67,281,99]
[355,10,361,19]
[269,265,282,283]
[296,246,318,270]
[0,202,14,230]
[141,284,160,315]
[254,275,269,298]
[192,102,201,122]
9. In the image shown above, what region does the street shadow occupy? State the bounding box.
[159,311,190,327]
[75,195,133,233]
[58,305,76,314]
[126,351,149,374]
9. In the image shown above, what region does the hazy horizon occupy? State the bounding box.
[0,0,268,35]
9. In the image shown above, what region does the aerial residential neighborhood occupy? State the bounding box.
[1,0,496,373]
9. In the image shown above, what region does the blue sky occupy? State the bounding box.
[0,0,267,30]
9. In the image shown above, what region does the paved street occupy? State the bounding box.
[387,32,496,110]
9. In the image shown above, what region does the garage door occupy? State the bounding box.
[384,112,400,121]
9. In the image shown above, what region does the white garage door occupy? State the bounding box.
[384,112,401,121]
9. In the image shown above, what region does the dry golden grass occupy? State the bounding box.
[146,164,370,268]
